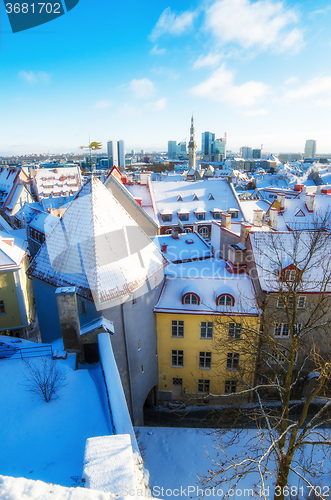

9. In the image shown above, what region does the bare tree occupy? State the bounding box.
[23,357,67,402]
[201,223,331,500]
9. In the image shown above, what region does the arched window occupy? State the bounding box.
[217,294,234,306]
[183,228,192,233]
[182,293,200,305]
[199,226,209,239]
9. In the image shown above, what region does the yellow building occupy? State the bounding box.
[154,259,259,403]
[0,232,35,338]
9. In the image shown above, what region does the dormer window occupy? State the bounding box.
[193,194,199,201]
[285,269,297,281]
[194,208,207,221]
[208,193,215,200]
[163,214,172,222]
[182,293,200,305]
[177,195,183,201]
[217,294,234,306]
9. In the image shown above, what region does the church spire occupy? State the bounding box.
[188,114,197,170]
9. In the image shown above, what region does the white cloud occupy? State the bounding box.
[284,76,331,106]
[145,98,167,111]
[150,45,166,55]
[19,70,51,84]
[284,76,298,86]
[205,0,303,53]
[94,100,112,109]
[149,7,195,42]
[189,63,269,107]
[193,53,222,69]
[129,78,155,99]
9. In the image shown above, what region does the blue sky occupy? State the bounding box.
[1,0,331,155]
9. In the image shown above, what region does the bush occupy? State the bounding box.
[23,357,67,402]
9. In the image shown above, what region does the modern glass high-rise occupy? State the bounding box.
[202,132,215,155]
[107,140,125,169]
[213,138,227,159]
[304,140,316,159]
[240,146,253,159]
[168,140,177,160]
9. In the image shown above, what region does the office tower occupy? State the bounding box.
[240,146,253,159]
[188,115,197,169]
[202,131,215,155]
[107,140,125,170]
[176,141,187,156]
[253,149,262,159]
[168,140,177,160]
[212,137,227,160]
[304,140,316,159]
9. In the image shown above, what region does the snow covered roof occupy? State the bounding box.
[29,211,59,235]
[33,166,82,200]
[28,177,168,308]
[249,231,331,292]
[0,231,27,271]
[80,317,114,336]
[150,179,244,226]
[153,232,212,262]
[238,199,271,224]
[280,194,331,230]
[154,259,258,315]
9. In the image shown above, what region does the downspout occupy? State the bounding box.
[121,302,134,420]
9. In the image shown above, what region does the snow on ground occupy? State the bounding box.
[0,356,110,487]
[137,427,331,500]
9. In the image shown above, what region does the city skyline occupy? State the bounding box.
[1,0,331,155]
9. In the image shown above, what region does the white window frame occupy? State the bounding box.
[198,379,210,393]
[225,380,237,394]
[200,322,213,339]
[171,320,184,337]
[171,350,184,367]
[228,322,242,339]
[226,352,240,370]
[199,351,211,369]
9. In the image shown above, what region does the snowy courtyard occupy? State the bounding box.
[0,351,110,487]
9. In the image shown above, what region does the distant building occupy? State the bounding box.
[240,147,253,159]
[278,153,303,163]
[168,141,177,160]
[252,149,262,159]
[107,140,125,170]
[176,141,187,156]
[201,132,215,156]
[305,140,316,159]
[188,116,197,170]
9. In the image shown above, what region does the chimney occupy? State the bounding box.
[55,287,83,360]
[240,222,252,245]
[277,193,285,211]
[172,229,179,239]
[161,243,168,252]
[221,212,231,230]
[253,209,263,227]
[305,194,315,213]
[269,207,278,229]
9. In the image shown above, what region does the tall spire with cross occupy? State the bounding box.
[188,114,197,170]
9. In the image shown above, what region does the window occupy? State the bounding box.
[138,341,141,351]
[132,292,137,307]
[298,296,306,309]
[179,213,189,221]
[217,294,234,306]
[198,379,210,393]
[172,350,184,367]
[184,228,192,233]
[0,301,5,315]
[277,296,294,308]
[227,353,239,370]
[228,323,241,339]
[225,380,237,394]
[199,227,209,239]
[141,365,144,373]
[172,320,184,337]
[199,351,211,369]
[200,322,213,339]
[213,212,221,219]
[183,293,199,305]
[270,349,298,365]
[230,211,239,219]
[162,214,172,222]
[284,269,297,281]
[196,213,206,220]
[274,323,289,337]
